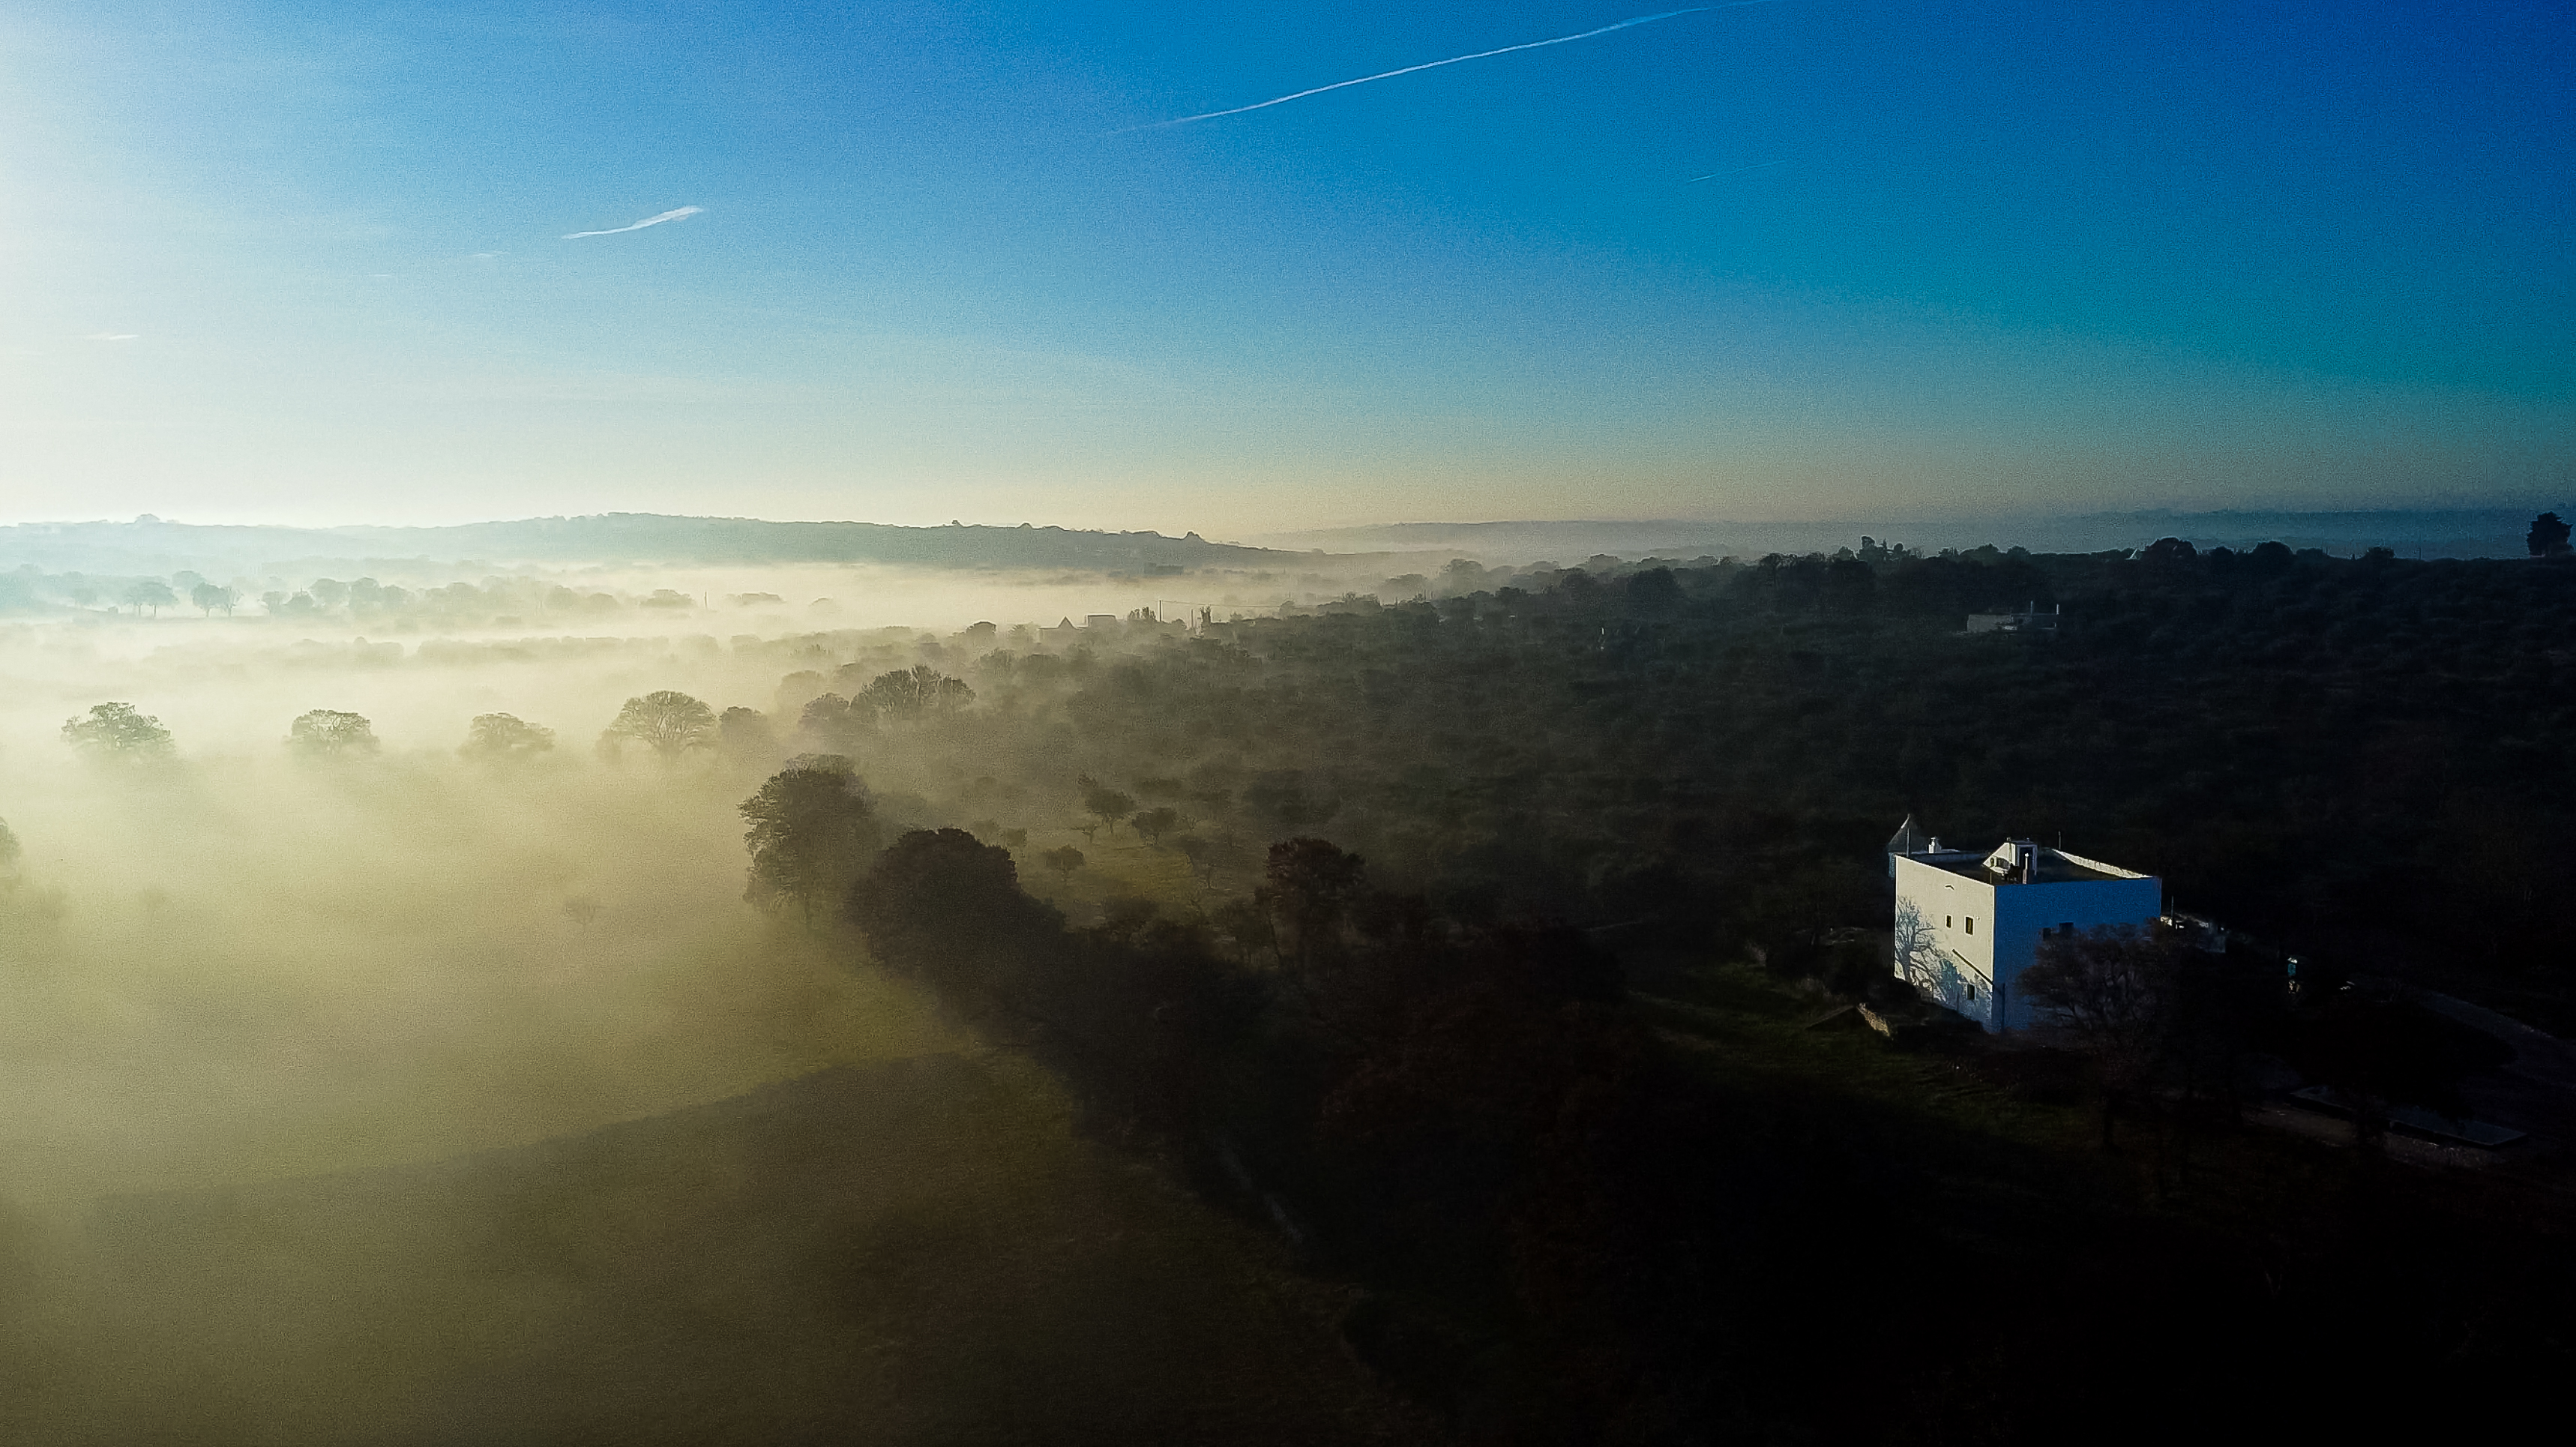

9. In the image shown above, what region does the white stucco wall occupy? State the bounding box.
[1892,853,2163,1031]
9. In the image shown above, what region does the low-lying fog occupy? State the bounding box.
[0,556,1448,1444]
[0,563,1306,1206]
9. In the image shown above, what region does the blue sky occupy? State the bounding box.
[4,1,2569,532]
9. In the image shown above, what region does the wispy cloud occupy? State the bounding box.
[1685,158,1793,183]
[82,331,138,341]
[1113,4,1773,133]
[562,205,703,240]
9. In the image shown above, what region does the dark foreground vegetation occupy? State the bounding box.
[784,539,2576,1440]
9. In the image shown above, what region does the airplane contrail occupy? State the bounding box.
[562,205,702,240]
[1113,4,1776,134]
[1685,158,1793,182]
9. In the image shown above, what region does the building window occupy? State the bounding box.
[1945,915,1953,929]
[1965,916,1975,935]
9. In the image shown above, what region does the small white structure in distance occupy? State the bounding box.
[1964,601,2061,634]
[1886,816,2164,1032]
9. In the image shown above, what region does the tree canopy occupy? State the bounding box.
[858,665,974,724]
[61,702,175,759]
[717,706,778,761]
[604,690,716,759]
[123,579,176,617]
[2529,511,2572,559]
[459,712,556,762]
[1077,774,1135,835]
[287,709,379,757]
[740,755,881,922]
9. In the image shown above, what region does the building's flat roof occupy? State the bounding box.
[1900,847,2148,886]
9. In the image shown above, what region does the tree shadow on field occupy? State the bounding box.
[4,1056,1421,1447]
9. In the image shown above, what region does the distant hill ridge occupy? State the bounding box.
[5,505,2559,577]
[0,513,1287,577]
[1254,506,2560,562]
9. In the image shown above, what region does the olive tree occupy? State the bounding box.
[124,579,177,618]
[2016,924,2188,1152]
[1132,805,1181,846]
[1078,774,1134,837]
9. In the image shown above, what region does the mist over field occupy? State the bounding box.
[0,547,1449,1443]
[0,556,1268,1198]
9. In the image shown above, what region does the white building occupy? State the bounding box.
[1886,817,2164,1032]
[1964,601,2062,635]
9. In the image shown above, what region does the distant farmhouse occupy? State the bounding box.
[1886,817,2163,1032]
[1964,601,2062,635]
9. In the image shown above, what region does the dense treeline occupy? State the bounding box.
[954,543,2576,1020]
[848,831,1758,1436]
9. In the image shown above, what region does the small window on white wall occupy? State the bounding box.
[1965,916,1975,934]
[1945,915,1954,929]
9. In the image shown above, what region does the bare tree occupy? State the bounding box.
[2015,924,2185,1153]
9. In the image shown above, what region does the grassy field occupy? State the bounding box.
[0,1052,1424,1446]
